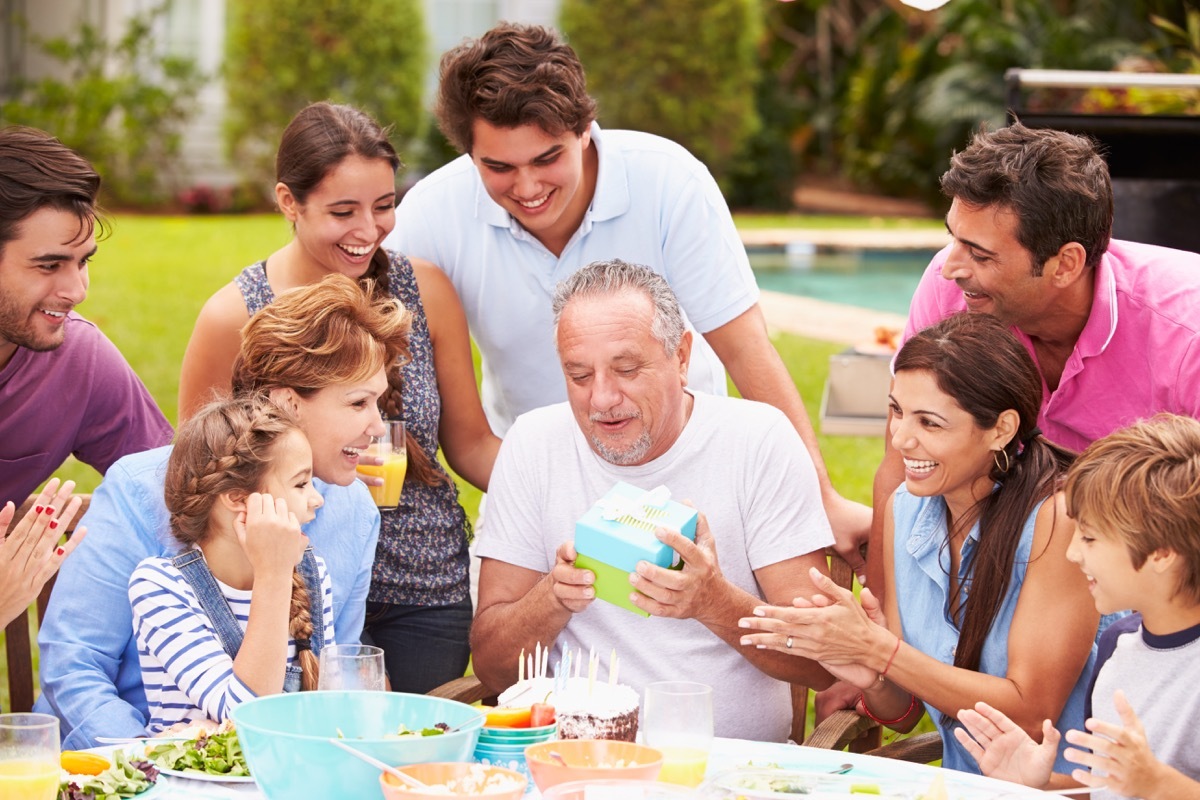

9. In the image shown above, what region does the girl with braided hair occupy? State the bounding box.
[128,396,330,734]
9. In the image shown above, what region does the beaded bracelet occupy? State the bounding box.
[858,691,919,726]
[875,635,902,687]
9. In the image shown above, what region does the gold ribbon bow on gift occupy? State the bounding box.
[598,485,673,532]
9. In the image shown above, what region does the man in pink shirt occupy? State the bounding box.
[865,123,1200,593]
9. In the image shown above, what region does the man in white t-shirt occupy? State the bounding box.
[472,260,835,741]
[385,22,869,571]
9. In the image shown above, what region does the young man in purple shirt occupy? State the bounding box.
[0,127,172,508]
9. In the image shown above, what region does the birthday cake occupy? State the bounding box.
[497,674,640,742]
[554,677,640,742]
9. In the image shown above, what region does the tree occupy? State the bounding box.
[224,0,428,186]
[0,3,204,206]
[559,0,762,188]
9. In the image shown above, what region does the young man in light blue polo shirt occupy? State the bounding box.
[385,22,868,563]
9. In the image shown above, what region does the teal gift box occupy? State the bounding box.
[574,481,698,617]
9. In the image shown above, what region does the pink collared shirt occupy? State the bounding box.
[903,239,1200,452]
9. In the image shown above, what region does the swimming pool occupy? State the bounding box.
[749,247,936,316]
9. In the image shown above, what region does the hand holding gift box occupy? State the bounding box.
[574,482,699,617]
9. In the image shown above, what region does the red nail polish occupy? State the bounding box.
[49,519,59,530]
[56,547,65,556]
[34,505,44,514]
[43,506,54,515]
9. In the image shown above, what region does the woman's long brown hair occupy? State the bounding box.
[274,102,447,487]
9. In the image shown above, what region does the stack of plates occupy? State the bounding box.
[473,723,558,791]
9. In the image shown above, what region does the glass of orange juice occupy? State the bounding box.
[356,419,408,509]
[0,713,59,800]
[643,681,713,787]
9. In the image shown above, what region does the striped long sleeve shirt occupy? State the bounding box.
[128,555,335,733]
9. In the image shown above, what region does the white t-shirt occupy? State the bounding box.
[388,123,759,435]
[475,392,834,741]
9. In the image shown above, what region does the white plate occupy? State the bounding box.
[95,740,257,785]
[152,764,256,784]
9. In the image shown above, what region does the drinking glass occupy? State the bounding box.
[642,681,713,788]
[317,644,387,691]
[0,713,59,800]
[356,419,407,509]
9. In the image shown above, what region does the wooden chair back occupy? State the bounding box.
[3,493,89,712]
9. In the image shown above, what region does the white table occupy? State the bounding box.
[100,737,1055,799]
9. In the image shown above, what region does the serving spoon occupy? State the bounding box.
[328,738,430,790]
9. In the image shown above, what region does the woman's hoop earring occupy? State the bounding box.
[993,448,1011,474]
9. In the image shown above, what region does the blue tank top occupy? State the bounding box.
[235,250,470,606]
[891,486,1094,774]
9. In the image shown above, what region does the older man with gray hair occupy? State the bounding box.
[471,259,835,742]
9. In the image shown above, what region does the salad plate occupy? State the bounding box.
[142,725,255,784]
[64,747,172,799]
[60,774,171,799]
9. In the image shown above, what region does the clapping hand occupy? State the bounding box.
[1064,690,1172,798]
[0,479,87,628]
[955,700,1058,788]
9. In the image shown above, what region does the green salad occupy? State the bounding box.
[335,722,449,739]
[59,749,159,800]
[145,728,250,777]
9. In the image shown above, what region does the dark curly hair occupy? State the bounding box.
[435,22,597,154]
[940,123,1112,275]
[0,126,104,256]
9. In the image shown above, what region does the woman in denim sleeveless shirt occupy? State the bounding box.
[740,313,1098,773]
[178,103,499,692]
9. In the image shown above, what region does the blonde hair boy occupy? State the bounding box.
[956,414,1200,800]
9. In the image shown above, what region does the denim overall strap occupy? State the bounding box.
[172,548,322,694]
[171,549,245,660]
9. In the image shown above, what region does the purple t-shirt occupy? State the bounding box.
[0,313,172,507]
[903,239,1200,452]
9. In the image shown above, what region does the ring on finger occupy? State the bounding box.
[785,636,793,649]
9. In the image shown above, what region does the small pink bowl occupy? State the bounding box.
[379,762,527,800]
[524,739,663,792]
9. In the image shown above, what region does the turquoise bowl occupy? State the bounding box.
[233,690,485,800]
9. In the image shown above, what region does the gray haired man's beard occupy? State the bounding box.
[588,411,652,466]
[590,431,652,466]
